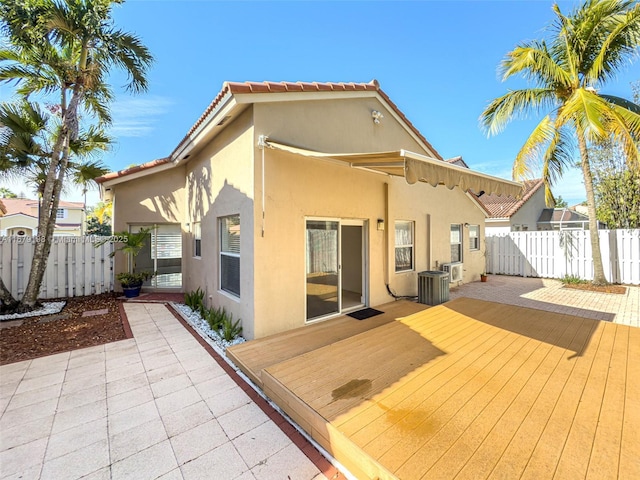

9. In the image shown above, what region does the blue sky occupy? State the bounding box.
[1,0,638,206]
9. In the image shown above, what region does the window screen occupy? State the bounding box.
[220,215,240,296]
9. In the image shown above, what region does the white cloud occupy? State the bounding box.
[109,96,174,138]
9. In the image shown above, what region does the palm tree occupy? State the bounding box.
[0,0,152,310]
[481,0,640,285]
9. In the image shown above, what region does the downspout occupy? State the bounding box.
[257,135,269,237]
[384,182,389,286]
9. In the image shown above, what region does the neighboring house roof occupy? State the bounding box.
[96,79,446,185]
[476,179,545,219]
[445,156,469,168]
[537,208,590,224]
[0,198,84,215]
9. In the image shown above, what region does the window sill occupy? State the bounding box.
[218,289,241,302]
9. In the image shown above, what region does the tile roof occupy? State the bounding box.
[476,179,545,218]
[537,208,589,223]
[102,80,446,184]
[445,156,469,168]
[0,200,5,216]
[1,198,85,215]
[175,80,443,161]
[95,158,171,183]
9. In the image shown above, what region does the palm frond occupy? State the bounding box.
[559,88,610,138]
[501,41,572,88]
[480,88,557,136]
[587,2,640,84]
[600,93,640,114]
[101,29,153,94]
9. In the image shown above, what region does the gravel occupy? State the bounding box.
[0,301,66,321]
[172,303,245,352]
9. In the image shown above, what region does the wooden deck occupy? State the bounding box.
[227,297,639,480]
[227,300,429,387]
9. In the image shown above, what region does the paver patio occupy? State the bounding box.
[0,303,336,480]
[450,275,639,327]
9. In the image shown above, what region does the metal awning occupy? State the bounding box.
[263,140,522,198]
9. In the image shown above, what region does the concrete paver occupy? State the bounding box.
[0,303,331,480]
[450,275,639,327]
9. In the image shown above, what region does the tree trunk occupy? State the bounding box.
[0,277,18,313]
[19,91,81,310]
[577,133,608,285]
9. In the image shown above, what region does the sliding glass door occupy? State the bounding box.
[306,220,339,320]
[305,218,366,322]
[130,224,182,288]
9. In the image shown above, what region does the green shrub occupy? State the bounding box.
[204,306,225,331]
[561,274,587,285]
[220,313,242,342]
[185,288,205,312]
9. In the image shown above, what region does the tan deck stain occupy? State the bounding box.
[228,298,638,480]
[332,379,372,401]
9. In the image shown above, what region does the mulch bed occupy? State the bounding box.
[563,283,627,294]
[0,293,128,365]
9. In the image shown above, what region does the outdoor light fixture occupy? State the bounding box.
[377,219,385,231]
[372,110,384,125]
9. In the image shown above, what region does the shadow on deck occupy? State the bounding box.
[227,297,637,480]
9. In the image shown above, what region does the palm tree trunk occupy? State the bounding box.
[577,133,608,285]
[0,277,18,313]
[19,91,81,310]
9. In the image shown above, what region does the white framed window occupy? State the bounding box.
[451,224,462,263]
[56,208,66,219]
[395,220,414,272]
[193,222,201,258]
[469,225,480,251]
[220,215,240,297]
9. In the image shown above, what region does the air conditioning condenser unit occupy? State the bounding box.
[442,262,463,282]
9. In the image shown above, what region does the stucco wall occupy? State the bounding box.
[183,108,256,339]
[511,186,548,231]
[110,166,186,277]
[1,215,38,235]
[249,99,485,339]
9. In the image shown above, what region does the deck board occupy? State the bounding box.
[229,297,639,480]
[227,300,429,387]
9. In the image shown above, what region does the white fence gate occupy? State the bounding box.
[0,236,115,300]
[486,230,640,285]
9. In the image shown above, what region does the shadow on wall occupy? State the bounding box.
[188,161,214,225]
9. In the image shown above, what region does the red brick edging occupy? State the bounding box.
[164,304,347,480]
[118,301,134,339]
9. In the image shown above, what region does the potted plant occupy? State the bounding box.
[480,272,488,282]
[109,228,155,298]
[116,271,155,298]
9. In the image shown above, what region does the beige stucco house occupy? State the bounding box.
[97,80,520,340]
[477,179,550,234]
[0,198,86,236]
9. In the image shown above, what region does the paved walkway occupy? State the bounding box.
[0,303,333,480]
[450,275,639,327]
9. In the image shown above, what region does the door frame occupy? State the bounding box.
[304,217,368,323]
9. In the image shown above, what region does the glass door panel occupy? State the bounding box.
[306,220,339,320]
[130,224,182,288]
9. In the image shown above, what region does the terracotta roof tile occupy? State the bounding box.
[477,179,545,218]
[0,198,84,215]
[95,157,171,184]
[173,80,442,160]
[105,80,447,185]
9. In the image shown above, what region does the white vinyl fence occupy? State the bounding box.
[486,229,640,285]
[0,236,114,300]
